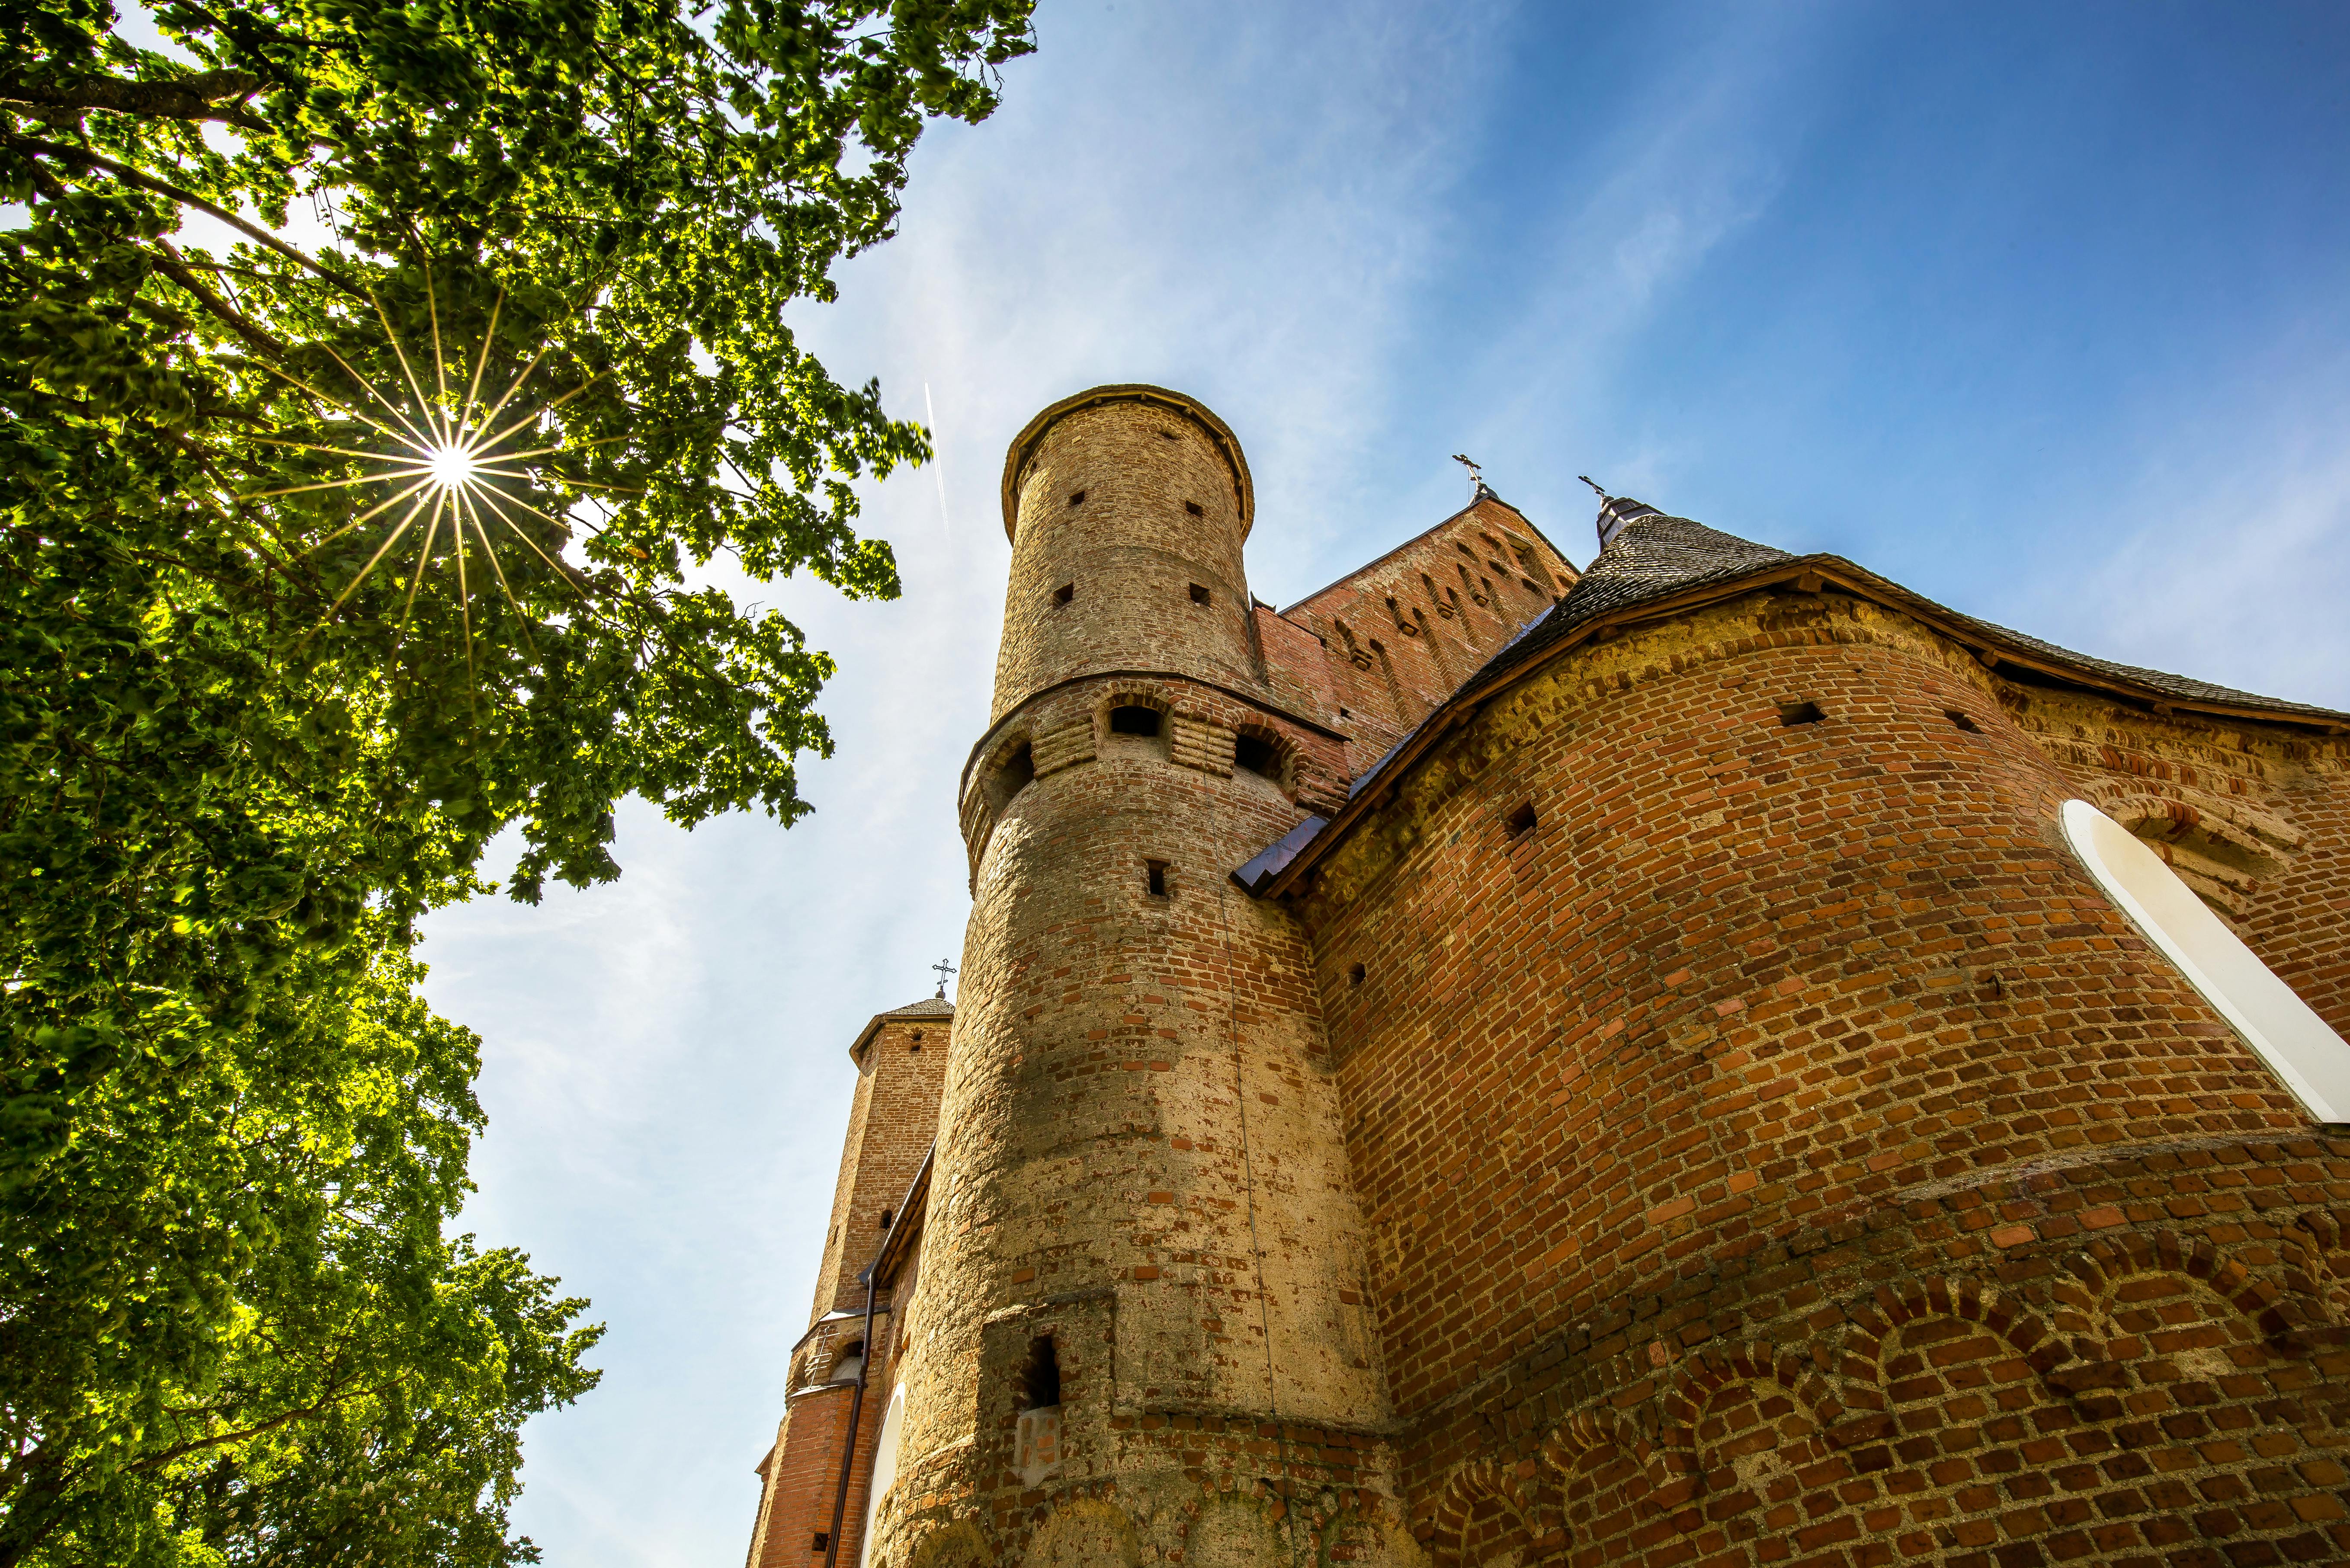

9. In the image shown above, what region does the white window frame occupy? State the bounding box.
[2061,799,2350,1124]
[856,1382,906,1568]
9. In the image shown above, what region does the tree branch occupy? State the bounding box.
[0,67,265,128]
[6,134,362,299]
[144,237,291,360]
[128,1373,400,1474]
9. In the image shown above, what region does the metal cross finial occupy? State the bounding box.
[931,959,958,998]
[1452,453,1483,497]
[1578,474,1611,501]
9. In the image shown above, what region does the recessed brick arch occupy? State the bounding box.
[1095,684,1172,739]
[1229,719,1293,793]
[1426,1455,1550,1568]
[2072,778,2304,916]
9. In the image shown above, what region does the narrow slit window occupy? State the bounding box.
[1145,860,1170,897]
[1053,582,1074,605]
[1189,583,1212,606]
[812,1533,828,1553]
[1348,963,1366,986]
[1506,801,1537,838]
[1945,708,1981,733]
[1021,1335,1062,1409]
[1109,705,1161,736]
[878,1208,893,1230]
[1778,701,1825,727]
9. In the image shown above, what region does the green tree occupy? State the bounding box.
[0,0,1033,1558]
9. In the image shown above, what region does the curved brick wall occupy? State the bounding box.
[991,393,1260,723]
[877,393,1403,1566]
[1292,591,2347,1565]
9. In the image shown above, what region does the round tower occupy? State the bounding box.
[876,389,1408,1568]
[991,385,1261,719]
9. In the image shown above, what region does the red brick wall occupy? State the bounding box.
[1287,590,2349,1562]
[2022,702,2350,1040]
[1281,496,1577,767]
[2236,749,2350,1031]
[746,1387,851,1568]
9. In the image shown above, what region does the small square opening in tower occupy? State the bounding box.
[1234,733,1278,779]
[812,1533,828,1553]
[1778,701,1826,727]
[1068,489,1086,506]
[1944,708,1982,734]
[1053,582,1074,605]
[1189,583,1212,606]
[1109,705,1161,736]
[1348,963,1366,986]
[1184,500,1204,518]
[1145,860,1170,897]
[1506,801,1537,838]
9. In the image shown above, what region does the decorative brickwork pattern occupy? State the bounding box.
[1168,715,1236,777]
[1032,720,1098,780]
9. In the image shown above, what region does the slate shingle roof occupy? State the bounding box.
[1470,504,2348,723]
[1239,499,2345,899]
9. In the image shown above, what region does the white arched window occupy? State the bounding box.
[856,1382,906,1568]
[2062,799,2350,1123]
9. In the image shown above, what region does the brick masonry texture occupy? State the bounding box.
[744,1005,950,1568]
[747,386,2350,1568]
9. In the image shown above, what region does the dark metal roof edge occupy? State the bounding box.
[1251,553,2349,901]
[871,1143,935,1285]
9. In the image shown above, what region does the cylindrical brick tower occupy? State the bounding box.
[874,389,1405,1567]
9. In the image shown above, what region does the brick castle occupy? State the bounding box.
[742,385,2350,1568]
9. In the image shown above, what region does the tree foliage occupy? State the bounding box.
[0,0,1033,1557]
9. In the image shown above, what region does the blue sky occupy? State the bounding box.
[410,3,2350,1562]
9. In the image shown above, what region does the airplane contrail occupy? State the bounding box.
[924,382,950,537]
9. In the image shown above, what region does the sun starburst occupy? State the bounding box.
[233,266,640,682]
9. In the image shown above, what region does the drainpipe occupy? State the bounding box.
[822,1265,878,1568]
